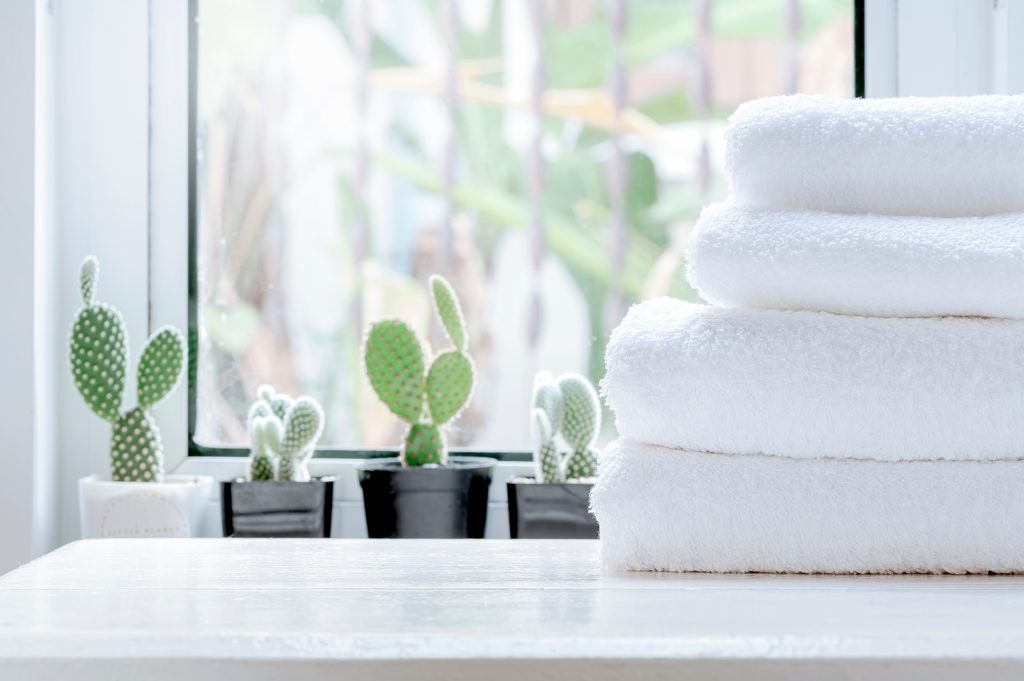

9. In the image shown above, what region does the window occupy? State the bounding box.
[190,0,857,456]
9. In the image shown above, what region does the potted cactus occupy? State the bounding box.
[506,372,601,539]
[358,275,494,538]
[220,386,335,538]
[70,256,213,538]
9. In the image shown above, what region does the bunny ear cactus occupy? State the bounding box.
[530,372,601,483]
[278,397,325,482]
[70,256,186,482]
[531,373,564,483]
[246,399,281,481]
[245,387,324,482]
[363,274,475,467]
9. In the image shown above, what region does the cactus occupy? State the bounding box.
[245,386,324,482]
[363,274,475,467]
[531,372,601,483]
[69,256,185,482]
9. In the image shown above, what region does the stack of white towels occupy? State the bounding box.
[591,94,1024,574]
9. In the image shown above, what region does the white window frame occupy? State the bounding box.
[864,0,1024,96]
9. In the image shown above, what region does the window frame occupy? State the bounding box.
[184,0,867,461]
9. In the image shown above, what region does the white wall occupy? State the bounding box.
[55,0,154,545]
[866,0,1024,96]
[0,0,60,574]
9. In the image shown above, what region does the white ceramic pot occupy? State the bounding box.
[78,475,215,538]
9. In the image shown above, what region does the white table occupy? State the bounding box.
[2,539,1024,680]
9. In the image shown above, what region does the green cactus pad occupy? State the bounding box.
[429,275,467,352]
[278,455,296,481]
[532,377,565,436]
[80,256,99,306]
[247,399,272,423]
[532,409,562,483]
[364,320,426,423]
[256,385,293,420]
[70,303,127,423]
[564,447,598,480]
[249,413,283,453]
[531,408,553,447]
[540,442,562,483]
[280,397,324,456]
[249,453,276,481]
[110,407,164,482]
[256,384,275,403]
[403,423,445,466]
[248,414,281,482]
[137,326,185,410]
[426,350,474,425]
[557,374,601,451]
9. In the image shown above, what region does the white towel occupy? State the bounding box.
[686,202,1024,319]
[591,439,1024,574]
[603,298,1024,462]
[726,94,1024,217]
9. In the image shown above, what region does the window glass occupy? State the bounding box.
[194,0,853,450]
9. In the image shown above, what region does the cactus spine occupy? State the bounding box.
[363,275,475,467]
[531,372,601,483]
[69,256,185,482]
[245,385,324,481]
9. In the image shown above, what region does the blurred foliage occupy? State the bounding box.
[196,0,852,448]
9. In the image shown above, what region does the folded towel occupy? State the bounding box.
[603,298,1024,462]
[726,94,1024,217]
[686,202,1024,319]
[592,439,1024,573]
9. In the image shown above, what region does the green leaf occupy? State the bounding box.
[110,407,163,482]
[79,256,99,306]
[532,377,565,436]
[364,320,425,423]
[280,397,324,456]
[70,304,127,422]
[402,423,445,467]
[557,374,601,450]
[137,326,185,410]
[203,302,260,355]
[429,275,467,351]
[426,350,474,426]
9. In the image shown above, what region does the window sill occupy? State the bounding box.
[173,456,535,538]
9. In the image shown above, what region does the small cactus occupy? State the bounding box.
[531,372,601,483]
[245,386,324,482]
[69,256,185,482]
[363,275,475,467]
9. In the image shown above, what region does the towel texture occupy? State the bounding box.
[592,439,1024,574]
[726,94,1024,216]
[687,202,1024,318]
[603,298,1024,462]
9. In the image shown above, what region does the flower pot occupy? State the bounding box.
[78,474,214,538]
[221,477,335,538]
[357,457,494,538]
[507,478,599,539]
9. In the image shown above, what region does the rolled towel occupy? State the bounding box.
[591,439,1024,573]
[726,94,1024,216]
[687,202,1024,319]
[603,298,1024,461]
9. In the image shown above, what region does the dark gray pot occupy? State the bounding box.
[221,477,334,538]
[357,457,494,538]
[507,479,598,539]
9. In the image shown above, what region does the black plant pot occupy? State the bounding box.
[507,479,599,539]
[221,477,334,538]
[357,457,494,538]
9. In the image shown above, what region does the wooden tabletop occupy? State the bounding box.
[2,539,1024,680]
